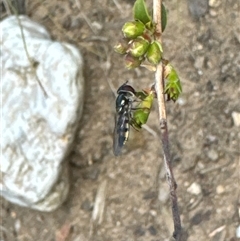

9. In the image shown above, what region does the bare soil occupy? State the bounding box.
[1,1,240,241]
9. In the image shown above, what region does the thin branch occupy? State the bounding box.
[153,0,182,240]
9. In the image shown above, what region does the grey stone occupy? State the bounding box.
[1,16,84,211]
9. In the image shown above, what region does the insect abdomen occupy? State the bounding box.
[113,108,130,156]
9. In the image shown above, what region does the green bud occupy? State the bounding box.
[163,62,172,78]
[122,21,145,39]
[146,41,163,65]
[129,37,150,57]
[124,53,142,69]
[164,64,182,102]
[145,21,154,31]
[132,91,154,129]
[114,38,129,54]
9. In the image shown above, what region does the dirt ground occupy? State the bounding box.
[1,0,240,241]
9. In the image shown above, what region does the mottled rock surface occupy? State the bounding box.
[1,16,84,211]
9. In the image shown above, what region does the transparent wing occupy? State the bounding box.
[113,114,129,156]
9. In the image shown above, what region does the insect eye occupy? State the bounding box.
[116,94,127,107]
[117,84,136,95]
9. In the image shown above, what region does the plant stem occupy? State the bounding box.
[152,0,182,240]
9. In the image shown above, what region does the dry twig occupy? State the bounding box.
[153,0,182,240]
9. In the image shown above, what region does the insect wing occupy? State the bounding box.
[113,113,130,156]
[113,115,123,156]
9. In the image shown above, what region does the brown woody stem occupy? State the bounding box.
[153,0,182,240]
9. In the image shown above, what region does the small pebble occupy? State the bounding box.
[206,135,217,143]
[81,199,93,211]
[82,167,99,180]
[190,212,203,225]
[92,21,103,32]
[197,43,204,50]
[209,9,217,17]
[206,80,214,92]
[149,210,157,217]
[70,18,83,29]
[158,183,170,203]
[14,219,21,233]
[198,70,203,75]
[134,226,145,236]
[194,56,205,69]
[11,212,16,218]
[216,185,225,194]
[207,149,219,161]
[232,112,240,127]
[116,221,121,226]
[209,0,221,8]
[236,225,240,238]
[187,182,202,195]
[177,97,187,106]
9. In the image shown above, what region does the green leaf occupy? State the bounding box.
[134,0,152,24]
[161,3,167,32]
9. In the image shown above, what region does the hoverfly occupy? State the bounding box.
[113,82,136,156]
[113,82,154,156]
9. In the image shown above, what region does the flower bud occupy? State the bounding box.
[114,38,129,54]
[124,53,142,69]
[122,21,145,39]
[163,63,172,78]
[146,41,163,65]
[129,37,150,58]
[132,92,154,129]
[164,64,182,102]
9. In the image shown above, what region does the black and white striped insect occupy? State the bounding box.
[113,83,136,156]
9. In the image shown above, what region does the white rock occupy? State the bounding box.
[187,182,202,195]
[232,112,240,127]
[1,16,84,211]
